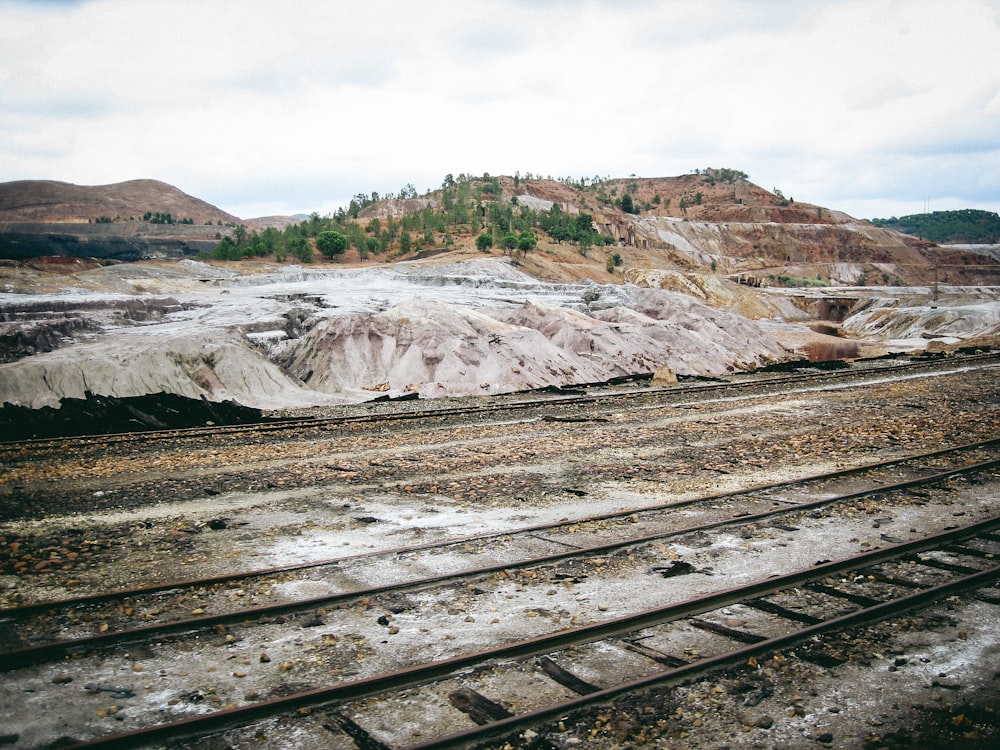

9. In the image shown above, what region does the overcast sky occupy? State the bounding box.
[2,0,999,220]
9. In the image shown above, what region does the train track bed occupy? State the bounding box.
[0,353,998,747]
[1,516,996,748]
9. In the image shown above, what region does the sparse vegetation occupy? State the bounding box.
[143,211,194,225]
[771,274,830,288]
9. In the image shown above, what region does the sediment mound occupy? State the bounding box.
[0,330,321,410]
[283,292,793,399]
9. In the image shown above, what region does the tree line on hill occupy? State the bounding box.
[869,209,1000,244]
[210,173,613,263]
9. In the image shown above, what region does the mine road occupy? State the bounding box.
[0,352,998,749]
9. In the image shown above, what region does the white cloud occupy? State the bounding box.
[1,0,998,219]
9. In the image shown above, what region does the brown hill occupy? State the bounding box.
[0,179,240,225]
[356,171,995,286]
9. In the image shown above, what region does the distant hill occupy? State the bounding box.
[0,178,240,225]
[0,179,250,261]
[870,209,1000,245]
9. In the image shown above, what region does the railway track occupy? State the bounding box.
[2,350,999,748]
[10,517,999,749]
[1,350,996,452]
[1,438,997,748]
[2,437,998,656]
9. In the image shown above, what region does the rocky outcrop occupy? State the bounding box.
[840,295,1000,346]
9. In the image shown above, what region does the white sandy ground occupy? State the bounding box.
[1,258,998,411]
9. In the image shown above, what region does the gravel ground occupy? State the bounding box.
[0,359,998,748]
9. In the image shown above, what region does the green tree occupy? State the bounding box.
[316,230,348,259]
[287,237,313,263]
[212,236,241,261]
[501,233,518,254]
[476,232,494,251]
[517,229,537,254]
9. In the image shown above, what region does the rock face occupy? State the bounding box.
[0,257,996,418]
[840,295,1000,347]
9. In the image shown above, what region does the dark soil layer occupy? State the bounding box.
[0,391,266,440]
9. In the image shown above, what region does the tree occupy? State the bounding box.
[501,233,518,254]
[517,230,537,254]
[212,236,241,261]
[476,232,494,251]
[316,230,348,259]
[287,237,313,263]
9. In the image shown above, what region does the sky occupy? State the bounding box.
[2,0,999,221]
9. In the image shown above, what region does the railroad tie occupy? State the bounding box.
[743,598,824,625]
[448,688,514,724]
[324,712,392,750]
[537,656,601,695]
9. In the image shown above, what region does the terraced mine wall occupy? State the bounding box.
[0,223,219,261]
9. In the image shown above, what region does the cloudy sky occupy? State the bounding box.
[2,0,999,220]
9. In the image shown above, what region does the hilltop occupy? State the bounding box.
[274,170,996,288]
[1,171,997,288]
[0,178,240,225]
[870,209,1000,245]
[0,179,292,261]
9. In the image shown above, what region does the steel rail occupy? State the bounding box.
[5,435,998,620]
[404,556,1000,750]
[57,516,1000,749]
[2,453,997,671]
[2,351,995,449]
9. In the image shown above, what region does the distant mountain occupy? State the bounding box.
[870,209,1000,245]
[0,178,240,225]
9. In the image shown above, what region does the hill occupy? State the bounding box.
[2,172,998,287]
[869,209,1000,245]
[287,170,996,287]
[0,178,240,225]
[0,179,250,261]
